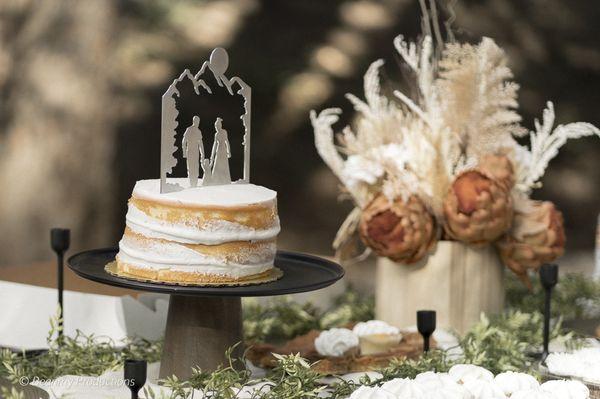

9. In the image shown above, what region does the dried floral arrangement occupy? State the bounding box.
[311,18,599,286]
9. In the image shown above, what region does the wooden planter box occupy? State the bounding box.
[375,241,505,334]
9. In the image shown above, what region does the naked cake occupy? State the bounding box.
[116,179,279,284]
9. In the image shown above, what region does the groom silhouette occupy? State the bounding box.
[182,116,204,187]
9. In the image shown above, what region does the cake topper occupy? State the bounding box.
[160,48,251,193]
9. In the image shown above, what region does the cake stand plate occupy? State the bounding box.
[68,248,344,379]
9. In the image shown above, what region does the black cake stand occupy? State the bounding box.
[68,247,344,379]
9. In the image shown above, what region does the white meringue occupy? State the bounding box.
[427,386,475,399]
[540,380,590,399]
[349,386,396,399]
[462,379,507,399]
[511,388,558,399]
[314,328,359,357]
[415,372,458,391]
[352,320,401,337]
[380,377,425,398]
[546,348,600,384]
[449,364,494,384]
[494,371,539,395]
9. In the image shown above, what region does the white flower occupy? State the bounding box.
[449,364,494,384]
[540,380,590,399]
[494,371,539,395]
[342,154,385,189]
[352,320,400,337]
[380,377,425,397]
[314,328,359,357]
[349,386,396,399]
[462,379,507,399]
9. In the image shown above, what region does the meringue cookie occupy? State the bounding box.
[462,379,507,399]
[349,386,396,399]
[427,386,475,399]
[415,372,459,391]
[540,380,590,399]
[380,377,425,397]
[546,348,600,384]
[449,364,495,384]
[511,388,558,399]
[314,328,359,357]
[494,371,539,395]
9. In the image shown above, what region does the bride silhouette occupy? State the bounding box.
[210,118,231,184]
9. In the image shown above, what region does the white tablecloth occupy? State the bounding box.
[0,281,168,349]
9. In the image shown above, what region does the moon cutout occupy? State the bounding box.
[209,47,229,75]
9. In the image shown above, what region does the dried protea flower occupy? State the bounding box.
[359,194,437,264]
[497,198,565,287]
[479,154,515,191]
[443,170,513,245]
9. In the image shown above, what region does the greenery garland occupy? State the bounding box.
[1,275,598,398]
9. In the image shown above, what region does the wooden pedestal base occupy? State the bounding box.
[159,295,244,380]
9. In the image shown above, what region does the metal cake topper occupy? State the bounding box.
[160,48,252,193]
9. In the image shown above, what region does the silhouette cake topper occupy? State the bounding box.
[160,47,251,193]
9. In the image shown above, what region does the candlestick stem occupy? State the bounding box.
[51,228,70,339]
[539,264,558,360]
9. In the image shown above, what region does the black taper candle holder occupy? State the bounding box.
[124,359,147,399]
[417,310,436,353]
[50,228,70,338]
[540,263,558,361]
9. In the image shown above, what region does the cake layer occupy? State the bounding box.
[126,179,279,246]
[126,202,280,245]
[133,178,277,208]
[117,261,274,283]
[121,228,276,266]
[117,230,275,278]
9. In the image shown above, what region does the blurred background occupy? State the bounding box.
[1,0,598,277]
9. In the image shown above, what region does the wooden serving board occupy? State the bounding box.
[247,330,434,374]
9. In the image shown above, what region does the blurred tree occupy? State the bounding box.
[0,1,118,263]
[0,0,598,267]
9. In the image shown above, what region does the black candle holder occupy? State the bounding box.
[50,228,70,337]
[417,310,436,353]
[540,263,558,361]
[124,359,147,399]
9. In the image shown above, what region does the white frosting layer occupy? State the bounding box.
[117,237,274,278]
[133,179,277,207]
[126,203,280,245]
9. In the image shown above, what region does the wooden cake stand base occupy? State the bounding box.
[160,295,243,379]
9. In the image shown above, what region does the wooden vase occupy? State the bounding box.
[375,241,505,334]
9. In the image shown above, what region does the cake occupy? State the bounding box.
[352,320,402,355]
[116,178,280,284]
[114,48,282,285]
